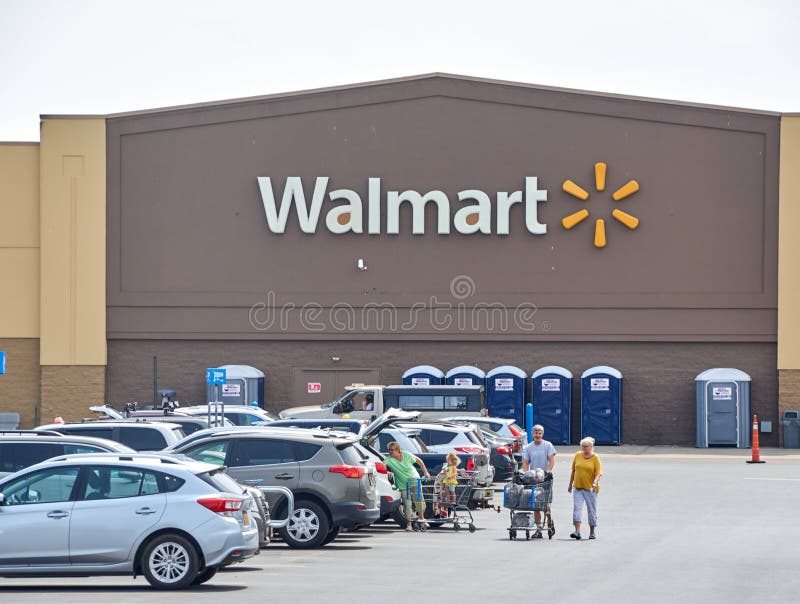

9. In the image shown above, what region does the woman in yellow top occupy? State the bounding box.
[567,436,602,540]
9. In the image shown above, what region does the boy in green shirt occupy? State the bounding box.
[384,441,431,531]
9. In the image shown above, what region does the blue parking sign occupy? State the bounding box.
[0,351,5,374]
[206,368,226,385]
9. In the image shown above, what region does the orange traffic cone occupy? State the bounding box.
[746,414,765,464]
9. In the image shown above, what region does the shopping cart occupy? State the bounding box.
[415,471,478,532]
[503,472,555,540]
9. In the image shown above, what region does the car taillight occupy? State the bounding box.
[454,446,484,454]
[466,458,475,471]
[496,445,513,455]
[508,425,523,437]
[329,465,366,479]
[375,462,388,474]
[197,497,243,513]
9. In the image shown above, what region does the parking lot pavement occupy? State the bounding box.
[2,448,799,603]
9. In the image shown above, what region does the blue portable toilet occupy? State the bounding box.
[206,365,266,407]
[402,365,444,386]
[695,368,751,448]
[486,366,527,425]
[581,366,622,445]
[532,366,573,445]
[444,366,486,388]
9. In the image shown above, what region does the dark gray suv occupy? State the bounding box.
[165,428,379,548]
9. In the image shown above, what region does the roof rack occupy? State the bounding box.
[1,429,64,437]
[50,452,186,465]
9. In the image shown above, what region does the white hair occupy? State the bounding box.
[580,436,595,448]
[533,424,544,432]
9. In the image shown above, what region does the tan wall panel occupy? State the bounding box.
[0,338,40,429]
[0,143,40,338]
[778,116,800,369]
[40,118,106,365]
[0,249,40,336]
[0,143,39,246]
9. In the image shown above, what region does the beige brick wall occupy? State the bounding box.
[0,338,40,428]
[40,365,105,424]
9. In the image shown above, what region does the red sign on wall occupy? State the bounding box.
[307,382,322,394]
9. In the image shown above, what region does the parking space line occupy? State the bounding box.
[743,477,800,481]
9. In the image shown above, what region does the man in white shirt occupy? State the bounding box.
[521,424,556,537]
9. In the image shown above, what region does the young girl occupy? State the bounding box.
[441,452,460,508]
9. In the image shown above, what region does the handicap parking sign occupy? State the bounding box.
[206,368,226,385]
[0,351,5,374]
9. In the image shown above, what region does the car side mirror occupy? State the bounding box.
[0,493,5,505]
[333,403,343,414]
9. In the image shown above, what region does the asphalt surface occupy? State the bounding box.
[2,446,798,603]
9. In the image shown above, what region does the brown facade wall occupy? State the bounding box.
[40,365,105,424]
[106,339,777,446]
[106,76,779,343]
[0,338,40,428]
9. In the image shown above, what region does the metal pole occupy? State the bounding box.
[526,402,534,443]
[153,356,158,405]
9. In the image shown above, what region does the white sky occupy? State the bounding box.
[1,0,798,141]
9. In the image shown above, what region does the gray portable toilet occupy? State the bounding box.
[444,366,486,388]
[206,365,266,407]
[695,368,751,448]
[402,365,444,386]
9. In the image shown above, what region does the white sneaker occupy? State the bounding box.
[405,524,413,531]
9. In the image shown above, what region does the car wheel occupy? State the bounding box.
[191,566,218,586]
[279,500,330,548]
[320,525,341,546]
[141,533,199,590]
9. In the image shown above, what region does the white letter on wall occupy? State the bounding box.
[525,177,548,235]
[257,176,329,234]
[496,190,523,235]
[454,190,492,234]
[386,190,451,235]
[326,189,364,234]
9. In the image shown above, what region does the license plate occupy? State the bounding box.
[242,511,250,527]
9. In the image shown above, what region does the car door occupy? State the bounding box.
[227,438,300,510]
[0,466,80,567]
[69,466,166,565]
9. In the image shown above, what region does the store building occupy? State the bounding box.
[1,74,799,445]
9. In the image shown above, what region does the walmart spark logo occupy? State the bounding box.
[561,162,640,248]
